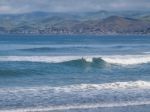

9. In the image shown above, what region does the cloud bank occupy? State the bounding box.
[0,0,149,14]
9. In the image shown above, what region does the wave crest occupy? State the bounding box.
[0,55,150,65]
[1,80,150,112]
[1,81,150,93]
[1,101,150,112]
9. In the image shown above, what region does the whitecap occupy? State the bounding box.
[1,101,150,112]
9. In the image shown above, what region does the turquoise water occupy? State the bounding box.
[0,35,150,112]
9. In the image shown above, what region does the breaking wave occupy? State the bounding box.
[1,80,150,93]
[1,80,150,112]
[1,101,150,112]
[0,55,150,65]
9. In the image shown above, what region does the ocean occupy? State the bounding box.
[0,35,150,112]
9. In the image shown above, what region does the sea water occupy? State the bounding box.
[0,35,150,112]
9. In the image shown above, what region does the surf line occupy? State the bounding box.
[1,101,150,112]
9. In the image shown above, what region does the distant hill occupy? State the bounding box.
[0,11,150,35]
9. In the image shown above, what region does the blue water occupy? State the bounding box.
[0,35,150,112]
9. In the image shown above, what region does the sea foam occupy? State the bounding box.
[1,80,150,93]
[0,55,150,65]
[102,55,150,65]
[1,80,150,112]
[1,101,150,112]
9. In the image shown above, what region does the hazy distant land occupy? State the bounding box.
[0,11,150,35]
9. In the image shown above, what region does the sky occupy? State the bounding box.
[0,0,149,14]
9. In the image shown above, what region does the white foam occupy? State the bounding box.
[1,80,150,93]
[1,81,150,112]
[0,55,150,65]
[102,55,150,65]
[144,52,150,54]
[1,101,150,112]
[0,56,95,63]
[0,56,78,63]
[58,80,150,92]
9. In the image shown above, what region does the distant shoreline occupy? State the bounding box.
[0,33,149,37]
[0,15,150,36]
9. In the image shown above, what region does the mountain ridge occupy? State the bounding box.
[0,11,150,35]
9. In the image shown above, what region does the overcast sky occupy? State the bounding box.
[0,0,149,14]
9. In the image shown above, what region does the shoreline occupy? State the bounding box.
[0,33,150,37]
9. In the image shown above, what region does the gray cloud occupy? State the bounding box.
[0,0,149,14]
